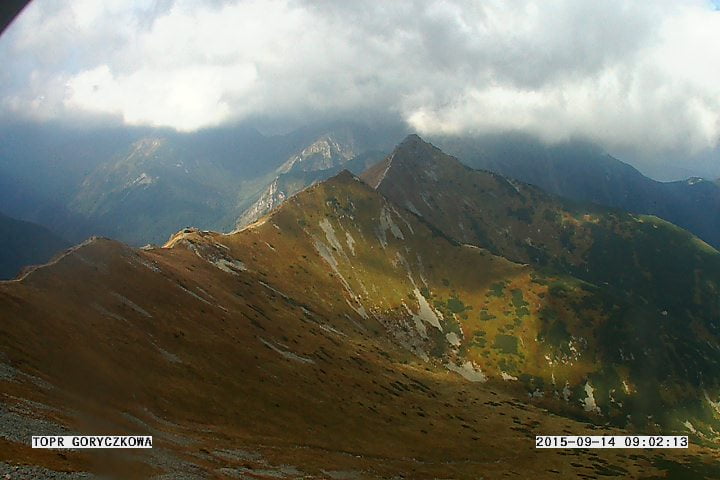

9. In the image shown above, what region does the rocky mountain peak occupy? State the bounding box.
[392,134,445,164]
[328,168,359,183]
[277,134,357,174]
[360,134,463,190]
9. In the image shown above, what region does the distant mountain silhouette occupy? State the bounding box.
[0,211,69,279]
[435,133,720,249]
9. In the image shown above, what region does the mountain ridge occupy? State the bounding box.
[235,131,387,229]
[359,135,720,433]
[435,133,720,249]
[2,136,720,477]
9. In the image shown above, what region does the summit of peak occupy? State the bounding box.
[401,133,424,142]
[329,169,359,183]
[359,135,462,189]
[397,133,434,150]
[393,134,447,162]
[314,168,370,192]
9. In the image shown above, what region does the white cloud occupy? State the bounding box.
[1,0,719,153]
[64,62,257,131]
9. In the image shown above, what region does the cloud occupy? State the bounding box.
[1,0,719,154]
[64,63,257,131]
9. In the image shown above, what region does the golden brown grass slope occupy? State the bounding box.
[363,135,720,436]
[0,172,719,478]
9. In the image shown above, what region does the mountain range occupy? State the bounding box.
[235,142,385,228]
[1,135,720,478]
[435,133,720,249]
[3,121,720,257]
[365,136,720,428]
[0,122,404,247]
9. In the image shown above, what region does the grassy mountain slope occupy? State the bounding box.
[2,172,720,476]
[436,133,720,249]
[67,123,398,246]
[363,136,720,435]
[70,139,233,245]
[0,212,69,279]
[365,135,720,308]
[68,128,288,246]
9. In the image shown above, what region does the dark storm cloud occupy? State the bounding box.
[0,0,718,155]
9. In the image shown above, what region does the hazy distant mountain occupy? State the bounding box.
[434,133,720,249]
[277,132,357,174]
[237,146,385,227]
[0,122,148,242]
[0,121,403,246]
[0,211,69,279]
[234,122,403,228]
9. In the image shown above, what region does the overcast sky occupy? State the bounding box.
[1,0,719,162]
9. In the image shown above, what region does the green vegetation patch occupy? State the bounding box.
[548,280,572,298]
[446,296,466,313]
[432,293,472,323]
[488,281,508,297]
[524,243,550,265]
[511,289,530,320]
[511,289,528,308]
[498,358,519,374]
[479,309,496,321]
[538,308,572,354]
[469,331,487,348]
[493,334,519,355]
[428,328,449,358]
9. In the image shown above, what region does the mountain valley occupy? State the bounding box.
[2,137,720,478]
[3,0,720,477]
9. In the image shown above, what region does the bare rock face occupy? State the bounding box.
[278,135,357,174]
[236,177,288,228]
[236,133,364,229]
